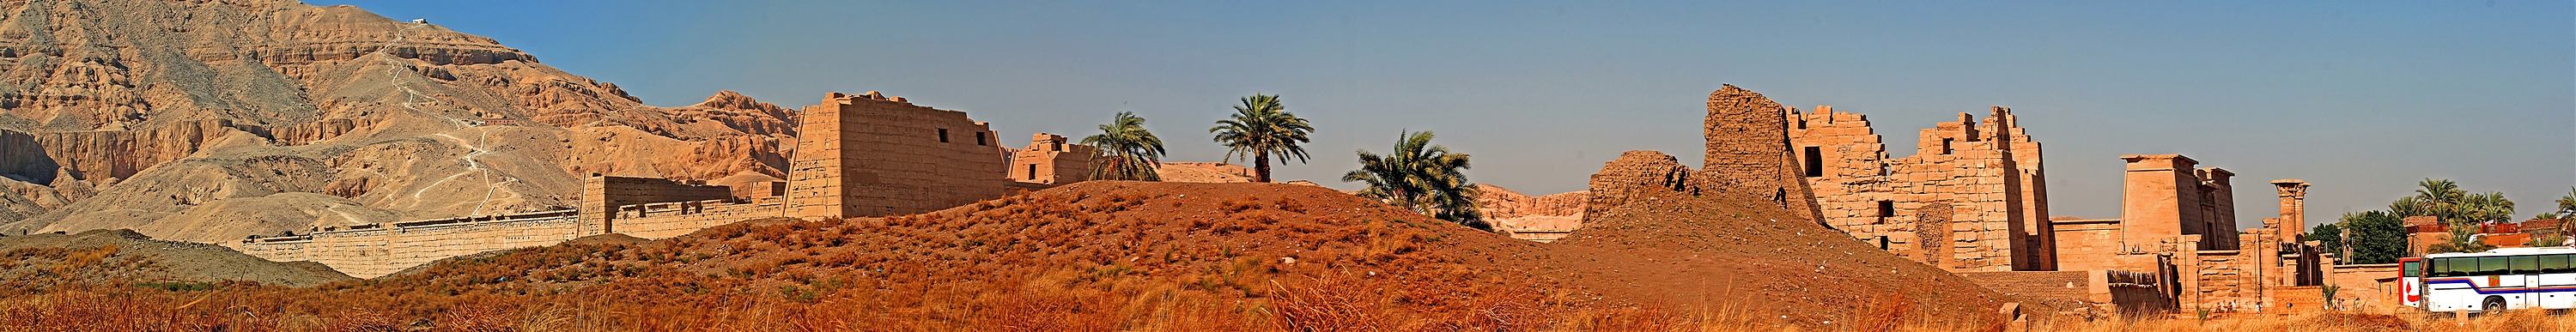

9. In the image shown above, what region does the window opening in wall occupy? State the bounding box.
[1878,236,1890,250]
[1940,138,1953,155]
[975,131,987,146]
[1801,146,1824,178]
[1878,200,1895,218]
[938,128,951,143]
[1796,118,1807,130]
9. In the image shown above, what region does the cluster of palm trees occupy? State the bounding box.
[2311,178,2552,261]
[2389,179,2521,253]
[1078,94,1485,228]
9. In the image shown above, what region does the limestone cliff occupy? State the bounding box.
[0,0,796,243]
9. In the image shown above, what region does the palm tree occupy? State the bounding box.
[1343,130,1485,229]
[2392,178,2466,219]
[1209,94,1313,183]
[2397,178,2518,254]
[1082,112,1165,181]
[2555,186,2576,220]
[2458,191,2516,224]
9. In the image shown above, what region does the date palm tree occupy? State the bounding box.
[1082,112,1165,181]
[2555,187,2576,220]
[1344,130,1485,229]
[1209,94,1312,183]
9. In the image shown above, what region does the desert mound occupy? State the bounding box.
[0,229,353,291]
[0,182,2026,330]
[1563,149,2049,325]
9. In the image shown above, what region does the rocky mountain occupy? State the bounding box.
[0,0,795,243]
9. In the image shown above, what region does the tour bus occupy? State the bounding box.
[2415,247,2576,312]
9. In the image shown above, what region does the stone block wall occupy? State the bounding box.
[2187,249,2258,311]
[1007,132,1097,184]
[234,210,583,278]
[2325,263,2403,309]
[2050,218,2129,271]
[607,198,787,238]
[581,175,737,236]
[1789,105,2048,271]
[790,91,1012,219]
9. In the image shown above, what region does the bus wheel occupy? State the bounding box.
[2482,297,2506,313]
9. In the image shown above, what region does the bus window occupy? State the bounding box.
[2549,255,2575,274]
[2438,257,2465,277]
[2512,256,2539,275]
[2481,257,2507,275]
[2403,261,2423,277]
[2433,258,2456,277]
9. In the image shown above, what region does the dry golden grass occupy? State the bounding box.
[2037,305,2576,332]
[9,281,2568,332]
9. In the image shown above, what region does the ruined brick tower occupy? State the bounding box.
[1702,85,1823,222]
[788,91,1011,219]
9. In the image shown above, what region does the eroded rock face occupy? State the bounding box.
[0,1,796,243]
[1582,150,1700,220]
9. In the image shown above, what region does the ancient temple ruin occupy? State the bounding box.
[1582,84,2350,316]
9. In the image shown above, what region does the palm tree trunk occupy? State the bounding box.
[1254,152,1272,183]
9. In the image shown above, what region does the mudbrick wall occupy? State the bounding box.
[1699,85,1820,221]
[1583,151,1699,220]
[1790,105,2050,272]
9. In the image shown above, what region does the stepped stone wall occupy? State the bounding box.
[1789,105,2050,271]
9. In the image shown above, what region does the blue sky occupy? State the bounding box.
[319,1,2573,228]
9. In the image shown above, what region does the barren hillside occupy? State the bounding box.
[0,0,795,243]
[0,229,352,290]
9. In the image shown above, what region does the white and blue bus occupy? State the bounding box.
[2415,247,2576,312]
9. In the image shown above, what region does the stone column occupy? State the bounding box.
[2271,179,2312,241]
